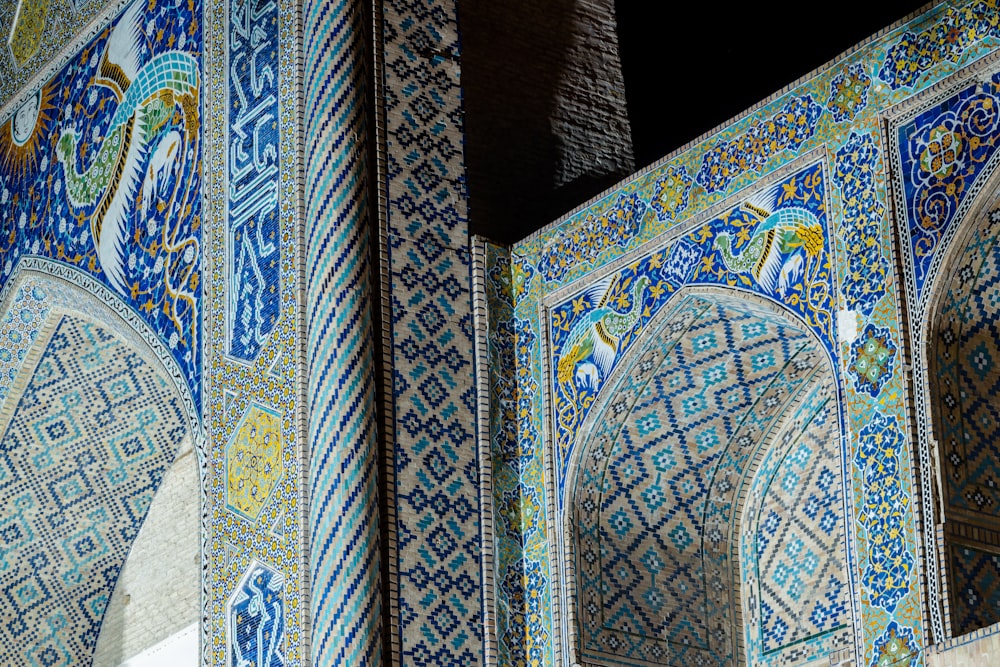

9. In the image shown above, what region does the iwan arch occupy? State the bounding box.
[2,1,1000,666]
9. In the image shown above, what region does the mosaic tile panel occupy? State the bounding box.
[870,620,919,667]
[227,560,286,667]
[0,0,203,410]
[897,73,1000,298]
[205,0,304,661]
[0,0,117,107]
[483,242,519,666]
[7,0,51,68]
[225,402,283,522]
[377,0,484,662]
[227,0,281,363]
[303,0,382,663]
[551,160,834,495]
[572,294,849,666]
[695,95,823,194]
[854,411,912,613]
[827,63,872,124]
[538,191,646,283]
[831,131,890,317]
[0,282,50,407]
[499,5,1000,662]
[0,314,188,666]
[878,1,1000,91]
[848,324,898,398]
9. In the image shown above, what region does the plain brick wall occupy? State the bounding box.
[92,438,200,667]
[927,630,1000,667]
[458,0,634,242]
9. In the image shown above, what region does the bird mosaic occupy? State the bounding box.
[55,1,199,295]
[713,190,824,298]
[556,274,651,390]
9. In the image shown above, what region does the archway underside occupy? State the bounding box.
[571,293,853,667]
[0,310,189,665]
[928,199,1000,637]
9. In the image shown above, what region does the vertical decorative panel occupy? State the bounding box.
[375,0,484,662]
[227,0,281,362]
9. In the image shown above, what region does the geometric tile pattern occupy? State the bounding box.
[897,74,1000,298]
[376,0,483,661]
[947,541,1000,635]
[303,0,382,663]
[227,0,281,362]
[227,560,286,667]
[572,294,851,667]
[0,0,203,410]
[0,315,187,666]
[741,392,852,665]
[931,208,1000,519]
[928,203,1000,635]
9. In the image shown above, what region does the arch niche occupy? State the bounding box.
[920,167,1000,640]
[561,287,858,667]
[0,264,204,666]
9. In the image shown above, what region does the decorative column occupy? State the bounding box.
[304,0,383,664]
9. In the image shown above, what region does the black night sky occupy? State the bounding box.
[616,1,934,169]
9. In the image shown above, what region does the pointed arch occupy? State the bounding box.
[558,286,857,667]
[915,160,1000,641]
[0,258,206,665]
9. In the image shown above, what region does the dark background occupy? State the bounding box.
[616,1,932,168]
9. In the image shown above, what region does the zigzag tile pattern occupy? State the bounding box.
[378,0,483,662]
[0,315,187,666]
[303,0,382,664]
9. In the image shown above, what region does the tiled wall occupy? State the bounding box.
[374,0,484,662]
[494,2,1000,666]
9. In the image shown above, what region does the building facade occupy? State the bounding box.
[1,1,1000,666]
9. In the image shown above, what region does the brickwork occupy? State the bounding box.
[92,440,200,667]
[458,0,634,241]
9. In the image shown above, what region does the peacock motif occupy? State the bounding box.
[55,1,199,295]
[557,275,650,389]
[713,198,824,297]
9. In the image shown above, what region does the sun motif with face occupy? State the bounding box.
[0,82,56,181]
